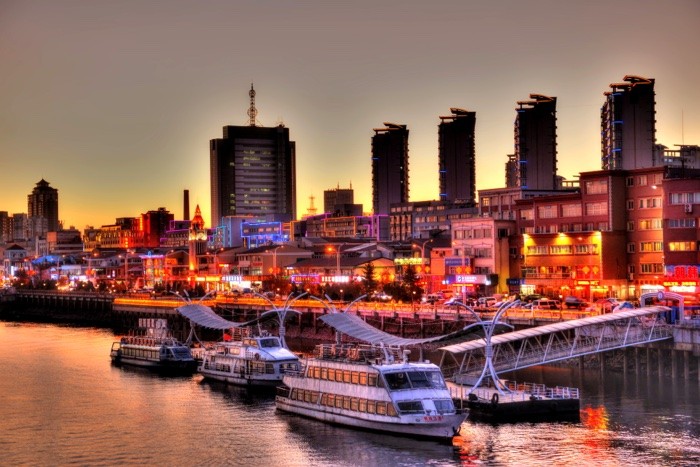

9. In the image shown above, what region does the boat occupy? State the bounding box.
[275,343,466,441]
[109,318,198,374]
[198,329,301,387]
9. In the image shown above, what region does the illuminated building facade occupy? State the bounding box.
[210,85,296,227]
[27,179,59,234]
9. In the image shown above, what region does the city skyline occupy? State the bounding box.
[2,1,699,229]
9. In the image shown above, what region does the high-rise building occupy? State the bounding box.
[601,75,656,170]
[513,94,558,190]
[210,84,296,227]
[27,179,59,234]
[324,185,354,213]
[438,108,476,204]
[372,122,409,215]
[141,207,174,248]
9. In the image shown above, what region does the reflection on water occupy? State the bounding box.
[0,322,699,466]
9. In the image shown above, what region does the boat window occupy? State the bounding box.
[243,339,258,348]
[335,371,344,383]
[425,371,447,389]
[350,372,360,384]
[321,367,328,380]
[434,399,455,414]
[358,399,367,412]
[384,372,412,390]
[406,371,432,388]
[259,338,280,348]
[359,372,368,385]
[313,367,321,379]
[367,401,376,414]
[397,401,424,414]
[328,369,336,381]
[376,402,387,415]
[351,398,359,411]
[343,371,352,383]
[368,373,378,387]
[387,403,398,417]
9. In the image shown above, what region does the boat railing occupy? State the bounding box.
[314,343,402,363]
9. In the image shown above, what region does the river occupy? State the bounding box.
[0,321,698,466]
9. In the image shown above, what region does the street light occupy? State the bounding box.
[327,243,344,277]
[272,245,285,276]
[413,238,433,293]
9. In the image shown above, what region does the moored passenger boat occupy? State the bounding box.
[110,318,197,374]
[198,330,300,387]
[275,343,466,440]
[110,335,198,374]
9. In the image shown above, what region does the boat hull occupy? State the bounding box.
[275,396,465,440]
[199,369,282,387]
[111,351,198,375]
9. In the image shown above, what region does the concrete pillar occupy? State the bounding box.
[672,349,679,379]
[658,348,664,377]
[646,347,652,378]
[684,351,690,381]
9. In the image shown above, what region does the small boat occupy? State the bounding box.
[198,329,301,387]
[275,343,466,441]
[110,319,197,375]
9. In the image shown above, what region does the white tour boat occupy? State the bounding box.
[110,335,198,374]
[275,343,466,440]
[110,318,198,374]
[198,330,301,387]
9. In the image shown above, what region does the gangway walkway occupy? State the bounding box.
[439,306,673,384]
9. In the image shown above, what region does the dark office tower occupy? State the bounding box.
[513,94,558,190]
[372,123,409,215]
[505,154,518,188]
[210,84,296,227]
[438,108,476,203]
[324,184,354,213]
[601,75,656,170]
[27,179,59,233]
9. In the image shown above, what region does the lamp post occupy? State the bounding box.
[327,243,344,277]
[272,245,284,277]
[413,238,433,293]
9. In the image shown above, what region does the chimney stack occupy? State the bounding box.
[183,189,190,221]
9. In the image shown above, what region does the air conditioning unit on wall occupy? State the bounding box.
[685,204,693,213]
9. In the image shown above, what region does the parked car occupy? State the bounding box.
[564,296,587,309]
[532,299,561,310]
[595,297,620,313]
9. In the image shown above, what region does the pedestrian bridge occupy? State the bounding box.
[438,306,674,384]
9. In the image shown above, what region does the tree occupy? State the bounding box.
[361,262,377,297]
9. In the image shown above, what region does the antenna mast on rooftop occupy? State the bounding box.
[247,83,258,127]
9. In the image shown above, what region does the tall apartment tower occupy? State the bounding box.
[438,108,476,204]
[513,94,558,190]
[372,123,409,215]
[601,75,656,170]
[27,179,59,233]
[210,84,296,227]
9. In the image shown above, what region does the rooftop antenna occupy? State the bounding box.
[247,83,258,127]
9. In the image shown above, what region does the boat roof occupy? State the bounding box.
[319,312,502,347]
[176,303,299,330]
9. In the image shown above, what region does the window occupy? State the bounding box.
[585,179,608,194]
[626,200,634,210]
[638,219,662,230]
[640,263,664,274]
[639,241,663,252]
[520,209,534,220]
[561,204,582,217]
[538,205,557,218]
[668,218,696,228]
[626,176,634,187]
[668,242,697,252]
[627,243,635,253]
[639,197,661,209]
[550,245,573,254]
[637,174,648,186]
[585,202,608,216]
[526,245,548,255]
[627,221,634,231]
[574,244,597,254]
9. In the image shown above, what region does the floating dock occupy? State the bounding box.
[450,379,580,423]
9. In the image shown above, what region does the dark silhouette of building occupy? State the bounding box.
[210,84,296,227]
[27,179,59,233]
[438,108,476,203]
[601,75,656,171]
[513,94,558,190]
[372,122,409,215]
[324,184,361,215]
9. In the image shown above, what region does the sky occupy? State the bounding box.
[1,1,699,230]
